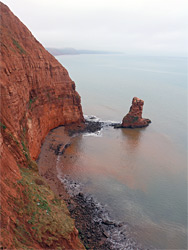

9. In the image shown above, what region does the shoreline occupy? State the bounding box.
[37,124,113,249]
[37,125,112,249]
[37,123,146,250]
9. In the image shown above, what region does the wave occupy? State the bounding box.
[84,114,121,125]
[83,131,103,137]
[84,114,101,122]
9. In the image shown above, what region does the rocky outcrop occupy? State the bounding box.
[121,97,151,128]
[0,2,84,249]
[0,2,84,159]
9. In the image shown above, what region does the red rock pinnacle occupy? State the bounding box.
[121,97,151,128]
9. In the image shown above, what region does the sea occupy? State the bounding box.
[55,54,187,249]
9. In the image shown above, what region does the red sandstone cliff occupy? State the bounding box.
[0,2,84,159]
[0,2,85,249]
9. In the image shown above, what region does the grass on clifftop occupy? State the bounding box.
[1,126,84,250]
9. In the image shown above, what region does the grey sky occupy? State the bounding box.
[1,0,188,56]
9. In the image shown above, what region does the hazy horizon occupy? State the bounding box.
[1,0,188,57]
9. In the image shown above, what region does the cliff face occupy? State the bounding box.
[0,2,84,159]
[0,2,84,249]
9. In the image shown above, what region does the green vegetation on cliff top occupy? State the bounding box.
[1,128,83,249]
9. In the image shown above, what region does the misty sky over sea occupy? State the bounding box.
[1,0,188,56]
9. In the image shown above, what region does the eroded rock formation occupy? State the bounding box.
[0,2,84,159]
[0,2,84,249]
[121,97,151,128]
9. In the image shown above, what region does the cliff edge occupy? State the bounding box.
[0,2,84,249]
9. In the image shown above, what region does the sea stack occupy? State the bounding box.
[121,97,151,128]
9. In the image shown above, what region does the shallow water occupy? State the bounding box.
[55,54,187,249]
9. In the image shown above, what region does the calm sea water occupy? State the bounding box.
[56,54,187,249]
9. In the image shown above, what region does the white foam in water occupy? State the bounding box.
[83,114,120,137]
[84,114,120,125]
[84,114,100,122]
[101,119,121,125]
[83,130,103,137]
